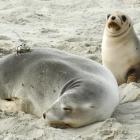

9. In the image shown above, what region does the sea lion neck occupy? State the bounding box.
[104,26,136,47]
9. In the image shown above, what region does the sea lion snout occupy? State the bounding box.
[107,13,117,22]
[43,111,71,129]
[107,14,121,31]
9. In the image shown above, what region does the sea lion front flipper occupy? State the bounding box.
[126,68,138,83]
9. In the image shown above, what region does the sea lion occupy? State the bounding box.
[0,47,119,128]
[102,11,140,85]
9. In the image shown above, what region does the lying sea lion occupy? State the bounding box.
[0,47,119,128]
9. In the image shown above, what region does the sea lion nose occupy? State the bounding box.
[43,112,46,119]
[111,16,116,20]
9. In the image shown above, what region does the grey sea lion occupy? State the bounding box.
[0,47,119,128]
[102,11,140,85]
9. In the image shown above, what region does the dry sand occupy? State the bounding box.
[0,0,140,139]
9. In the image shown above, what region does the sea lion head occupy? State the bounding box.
[105,11,132,36]
[43,80,108,128]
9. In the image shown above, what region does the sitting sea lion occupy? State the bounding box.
[102,11,140,85]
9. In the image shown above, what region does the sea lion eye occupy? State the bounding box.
[90,105,95,108]
[63,107,72,112]
[121,15,127,22]
[107,14,111,19]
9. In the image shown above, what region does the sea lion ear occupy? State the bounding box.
[63,106,73,113]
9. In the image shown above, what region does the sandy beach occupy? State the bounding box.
[0,0,140,139]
